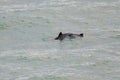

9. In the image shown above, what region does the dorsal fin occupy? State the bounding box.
[59,32,62,36]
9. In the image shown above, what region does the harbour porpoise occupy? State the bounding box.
[55,32,83,41]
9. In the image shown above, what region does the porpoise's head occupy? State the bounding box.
[79,33,84,37]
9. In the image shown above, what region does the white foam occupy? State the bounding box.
[15,76,30,80]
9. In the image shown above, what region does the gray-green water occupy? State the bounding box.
[0,0,120,80]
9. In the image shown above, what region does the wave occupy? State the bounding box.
[0,0,119,13]
[0,0,76,13]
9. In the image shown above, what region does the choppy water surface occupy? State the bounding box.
[0,0,120,80]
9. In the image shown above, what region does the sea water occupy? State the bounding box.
[0,0,120,80]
